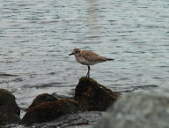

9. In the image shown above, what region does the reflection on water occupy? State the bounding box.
[0,0,169,107]
[86,0,102,43]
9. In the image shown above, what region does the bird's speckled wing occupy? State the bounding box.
[81,50,107,62]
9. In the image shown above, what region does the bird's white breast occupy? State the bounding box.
[75,55,95,65]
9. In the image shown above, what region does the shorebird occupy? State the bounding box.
[69,48,114,78]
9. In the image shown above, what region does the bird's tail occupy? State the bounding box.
[105,58,114,61]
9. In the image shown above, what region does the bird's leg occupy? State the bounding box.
[88,66,90,78]
[86,65,90,78]
[86,66,89,78]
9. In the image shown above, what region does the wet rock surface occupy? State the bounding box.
[22,77,120,126]
[0,89,20,125]
[27,93,58,110]
[5,111,102,128]
[75,77,120,111]
[22,98,81,125]
[1,77,121,127]
[33,111,102,128]
[95,92,169,128]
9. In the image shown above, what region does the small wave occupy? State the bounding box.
[0,72,18,77]
[23,82,63,89]
[124,84,158,92]
[112,84,158,93]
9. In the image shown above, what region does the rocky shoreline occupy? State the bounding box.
[1,76,165,128]
[0,77,120,127]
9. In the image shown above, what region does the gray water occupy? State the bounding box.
[0,0,169,108]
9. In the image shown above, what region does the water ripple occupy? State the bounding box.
[0,0,169,108]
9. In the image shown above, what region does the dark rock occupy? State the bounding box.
[30,111,103,128]
[74,77,120,111]
[27,93,58,110]
[52,92,72,99]
[95,92,169,128]
[22,98,80,125]
[0,89,20,125]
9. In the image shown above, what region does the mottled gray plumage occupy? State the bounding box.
[69,48,114,78]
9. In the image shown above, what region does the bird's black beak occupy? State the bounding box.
[69,52,74,56]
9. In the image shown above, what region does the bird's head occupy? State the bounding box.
[69,48,81,56]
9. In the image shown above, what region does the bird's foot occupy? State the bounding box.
[86,76,90,79]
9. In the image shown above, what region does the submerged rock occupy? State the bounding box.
[74,77,120,111]
[22,98,80,125]
[95,92,169,128]
[0,89,20,125]
[27,93,58,110]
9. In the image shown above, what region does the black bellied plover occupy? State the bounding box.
[69,48,114,78]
